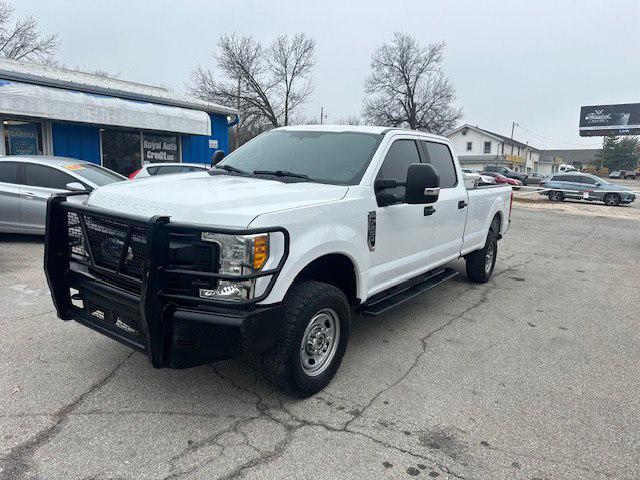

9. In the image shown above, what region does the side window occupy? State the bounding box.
[423,141,458,188]
[575,176,596,185]
[376,139,422,198]
[24,164,74,190]
[483,141,492,154]
[466,142,472,151]
[0,162,19,184]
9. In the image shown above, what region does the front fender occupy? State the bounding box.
[249,198,372,304]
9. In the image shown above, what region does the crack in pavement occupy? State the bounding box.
[0,351,135,480]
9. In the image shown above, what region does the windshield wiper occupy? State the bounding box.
[252,170,320,182]
[212,164,250,175]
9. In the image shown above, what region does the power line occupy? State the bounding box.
[514,124,601,149]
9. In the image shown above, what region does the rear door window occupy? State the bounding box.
[24,163,75,190]
[0,161,19,184]
[422,141,457,188]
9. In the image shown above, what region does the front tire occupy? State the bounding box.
[604,193,621,206]
[466,230,498,284]
[260,280,350,397]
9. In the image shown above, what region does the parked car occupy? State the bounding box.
[526,172,547,184]
[129,162,209,179]
[609,170,636,180]
[462,168,496,184]
[539,172,636,206]
[482,171,522,187]
[0,156,126,234]
[483,165,528,185]
[44,126,513,396]
[558,164,577,173]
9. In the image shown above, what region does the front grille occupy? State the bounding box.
[84,215,147,279]
[65,211,148,294]
[84,291,142,343]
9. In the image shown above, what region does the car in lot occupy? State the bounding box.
[462,168,496,184]
[540,172,636,205]
[0,156,126,234]
[483,165,528,185]
[526,172,547,184]
[44,125,513,396]
[609,170,637,180]
[129,162,209,179]
[482,171,522,188]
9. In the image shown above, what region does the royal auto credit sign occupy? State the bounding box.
[579,103,640,137]
[143,134,179,162]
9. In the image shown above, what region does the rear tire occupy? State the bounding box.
[260,280,350,397]
[548,190,564,202]
[466,230,498,284]
[604,193,621,206]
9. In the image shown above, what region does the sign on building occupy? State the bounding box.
[142,134,179,163]
[8,123,38,155]
[579,103,640,137]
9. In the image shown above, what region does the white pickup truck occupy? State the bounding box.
[45,126,512,396]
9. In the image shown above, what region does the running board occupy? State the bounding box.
[356,267,458,317]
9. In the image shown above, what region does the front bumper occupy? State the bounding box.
[44,194,288,369]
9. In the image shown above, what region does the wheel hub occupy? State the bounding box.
[300,308,340,376]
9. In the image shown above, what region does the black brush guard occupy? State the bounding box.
[44,193,289,369]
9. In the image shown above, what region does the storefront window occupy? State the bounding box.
[101,129,141,177]
[3,120,43,155]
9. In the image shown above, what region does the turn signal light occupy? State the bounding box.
[253,235,269,270]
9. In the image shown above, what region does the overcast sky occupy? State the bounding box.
[14,0,640,149]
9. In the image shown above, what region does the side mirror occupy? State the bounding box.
[405,163,440,204]
[65,182,88,192]
[595,182,602,187]
[211,150,225,167]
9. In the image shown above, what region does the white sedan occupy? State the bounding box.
[129,162,209,179]
[463,169,496,185]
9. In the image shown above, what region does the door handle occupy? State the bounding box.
[22,192,36,199]
[424,206,436,216]
[458,200,468,209]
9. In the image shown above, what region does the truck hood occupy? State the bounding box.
[87,172,349,228]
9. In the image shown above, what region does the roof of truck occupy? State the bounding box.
[276,125,449,140]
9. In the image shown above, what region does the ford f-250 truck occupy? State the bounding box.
[44,126,512,396]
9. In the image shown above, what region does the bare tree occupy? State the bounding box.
[189,33,315,146]
[335,115,362,125]
[0,1,59,63]
[363,32,462,134]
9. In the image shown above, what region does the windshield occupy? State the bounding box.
[215,130,383,185]
[70,163,127,186]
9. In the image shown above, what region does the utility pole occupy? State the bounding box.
[510,121,518,155]
[320,106,326,125]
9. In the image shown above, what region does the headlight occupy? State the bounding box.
[199,232,271,302]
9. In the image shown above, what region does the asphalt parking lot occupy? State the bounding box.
[1,194,639,479]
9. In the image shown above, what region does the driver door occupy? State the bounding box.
[369,138,437,295]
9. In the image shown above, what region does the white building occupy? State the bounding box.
[447,124,545,173]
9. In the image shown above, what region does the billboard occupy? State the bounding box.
[579,103,640,137]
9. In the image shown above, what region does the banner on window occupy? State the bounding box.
[8,123,39,155]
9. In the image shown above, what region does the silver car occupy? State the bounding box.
[0,156,126,234]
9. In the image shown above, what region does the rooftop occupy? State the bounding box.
[0,58,237,117]
[449,124,542,152]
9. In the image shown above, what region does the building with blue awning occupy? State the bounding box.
[0,58,238,177]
